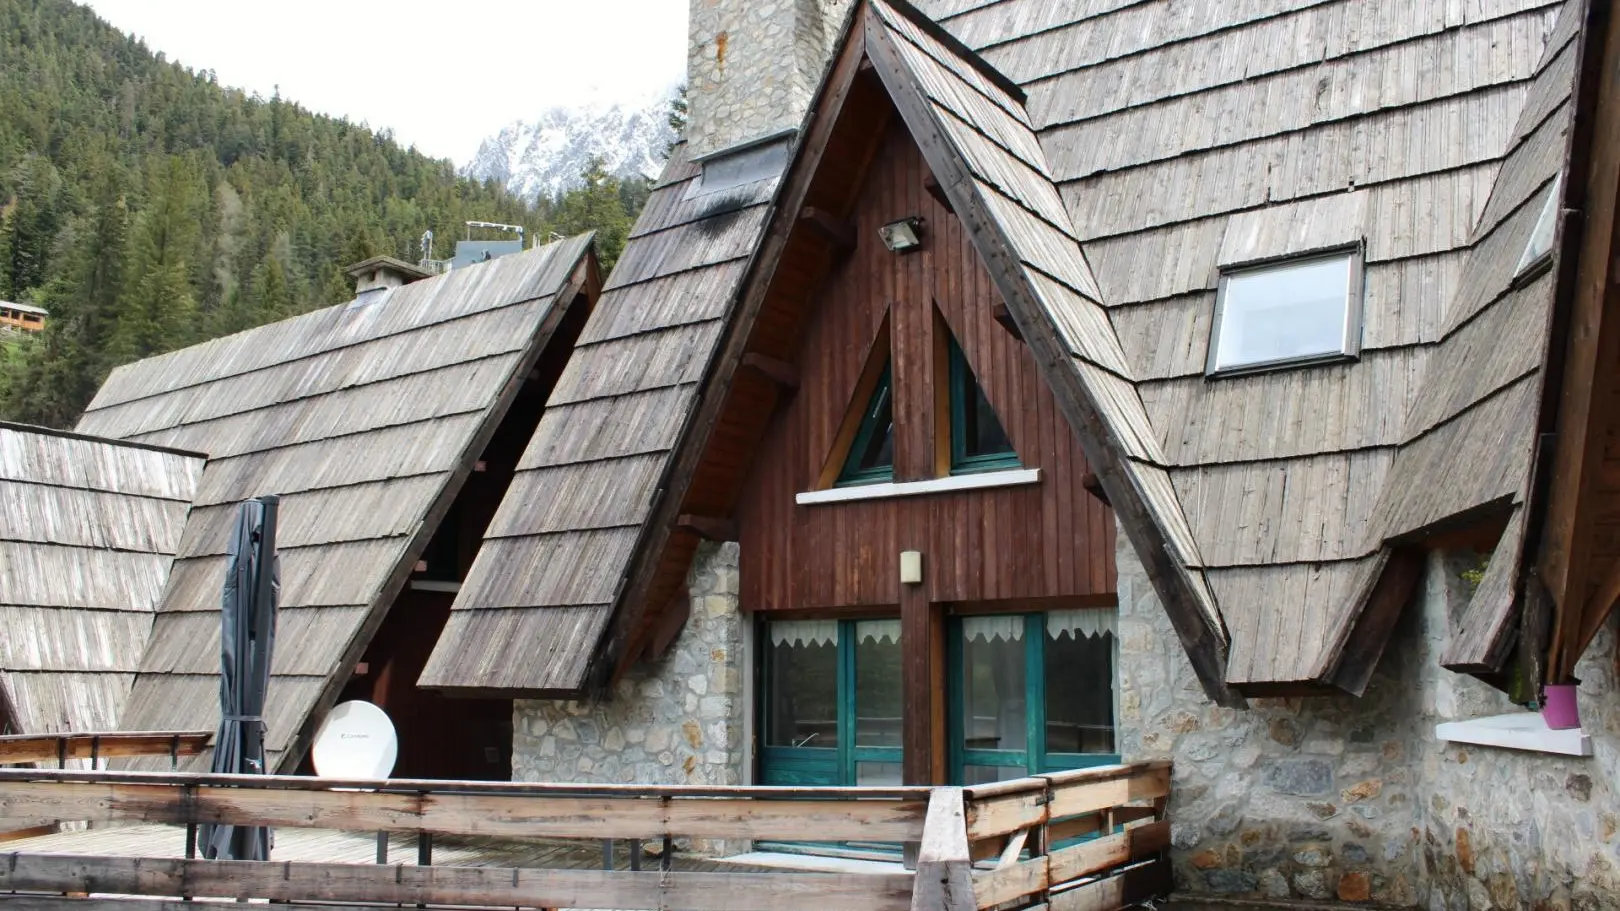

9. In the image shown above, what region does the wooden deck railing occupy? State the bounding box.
[0,731,211,767]
[0,760,1170,911]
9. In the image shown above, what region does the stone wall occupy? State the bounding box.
[685,0,853,160]
[511,542,749,797]
[1119,528,1620,908]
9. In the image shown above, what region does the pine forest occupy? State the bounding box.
[0,0,651,427]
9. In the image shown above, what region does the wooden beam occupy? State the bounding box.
[1047,819,1170,886]
[900,590,946,786]
[1080,471,1110,506]
[740,351,801,391]
[0,731,212,767]
[799,206,856,250]
[0,854,915,911]
[991,302,1024,340]
[923,174,954,213]
[909,788,976,911]
[1538,0,1620,684]
[861,10,1241,708]
[675,514,738,542]
[1324,549,1425,695]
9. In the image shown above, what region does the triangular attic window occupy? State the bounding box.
[948,334,1018,474]
[838,361,896,485]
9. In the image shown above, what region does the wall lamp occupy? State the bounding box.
[879,217,925,254]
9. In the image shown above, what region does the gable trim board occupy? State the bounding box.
[76,236,598,771]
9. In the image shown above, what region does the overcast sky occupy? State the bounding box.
[82,0,689,165]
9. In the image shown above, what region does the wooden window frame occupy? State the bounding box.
[1206,245,1365,378]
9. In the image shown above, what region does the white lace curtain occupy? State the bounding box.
[960,609,1117,643]
[769,620,839,648]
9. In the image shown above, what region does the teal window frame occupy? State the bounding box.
[948,338,1020,475]
[836,364,896,486]
[759,619,903,787]
[947,613,1120,782]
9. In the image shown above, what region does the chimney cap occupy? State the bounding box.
[344,255,433,283]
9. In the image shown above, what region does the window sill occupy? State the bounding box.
[1434,712,1591,757]
[796,468,1040,506]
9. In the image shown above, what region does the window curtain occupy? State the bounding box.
[769,619,839,648]
[1046,607,1116,640]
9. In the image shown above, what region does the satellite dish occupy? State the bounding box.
[312,701,398,779]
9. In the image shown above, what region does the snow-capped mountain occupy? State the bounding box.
[463,86,679,201]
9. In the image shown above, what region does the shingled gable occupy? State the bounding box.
[74,235,598,770]
[420,0,1236,706]
[0,423,204,738]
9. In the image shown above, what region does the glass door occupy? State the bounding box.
[761,619,903,787]
[949,610,1120,785]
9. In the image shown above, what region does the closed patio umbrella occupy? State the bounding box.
[199,494,279,861]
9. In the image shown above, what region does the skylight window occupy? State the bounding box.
[1207,249,1363,376]
[1516,175,1561,279]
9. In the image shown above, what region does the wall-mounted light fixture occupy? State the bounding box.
[899,550,924,585]
[879,217,925,254]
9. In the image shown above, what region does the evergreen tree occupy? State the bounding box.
[555,157,630,271]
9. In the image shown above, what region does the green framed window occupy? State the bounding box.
[949,611,1119,784]
[836,364,896,486]
[761,619,904,787]
[948,338,1019,474]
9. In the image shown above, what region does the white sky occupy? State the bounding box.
[82,0,689,164]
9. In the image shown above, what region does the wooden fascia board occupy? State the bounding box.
[1532,0,1620,683]
[589,14,871,691]
[860,13,1240,708]
[281,256,595,767]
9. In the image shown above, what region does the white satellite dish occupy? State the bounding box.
[312,700,398,779]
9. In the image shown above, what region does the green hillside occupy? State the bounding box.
[0,0,643,427]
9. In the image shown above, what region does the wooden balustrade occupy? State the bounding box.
[914,760,1173,911]
[0,759,1172,911]
[0,731,211,767]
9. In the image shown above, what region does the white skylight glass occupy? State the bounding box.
[1516,175,1561,278]
[1208,250,1362,375]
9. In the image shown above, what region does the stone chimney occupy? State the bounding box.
[345,255,432,294]
[685,0,853,162]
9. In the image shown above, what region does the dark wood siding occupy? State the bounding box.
[736,121,1115,612]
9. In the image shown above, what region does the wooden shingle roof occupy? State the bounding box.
[911,0,1574,694]
[75,235,596,769]
[425,0,1587,699]
[419,146,781,695]
[0,424,203,738]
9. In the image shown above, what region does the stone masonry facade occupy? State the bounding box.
[686,0,853,160]
[512,542,748,797]
[1120,525,1620,909]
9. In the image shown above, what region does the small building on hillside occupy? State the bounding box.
[0,301,47,333]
